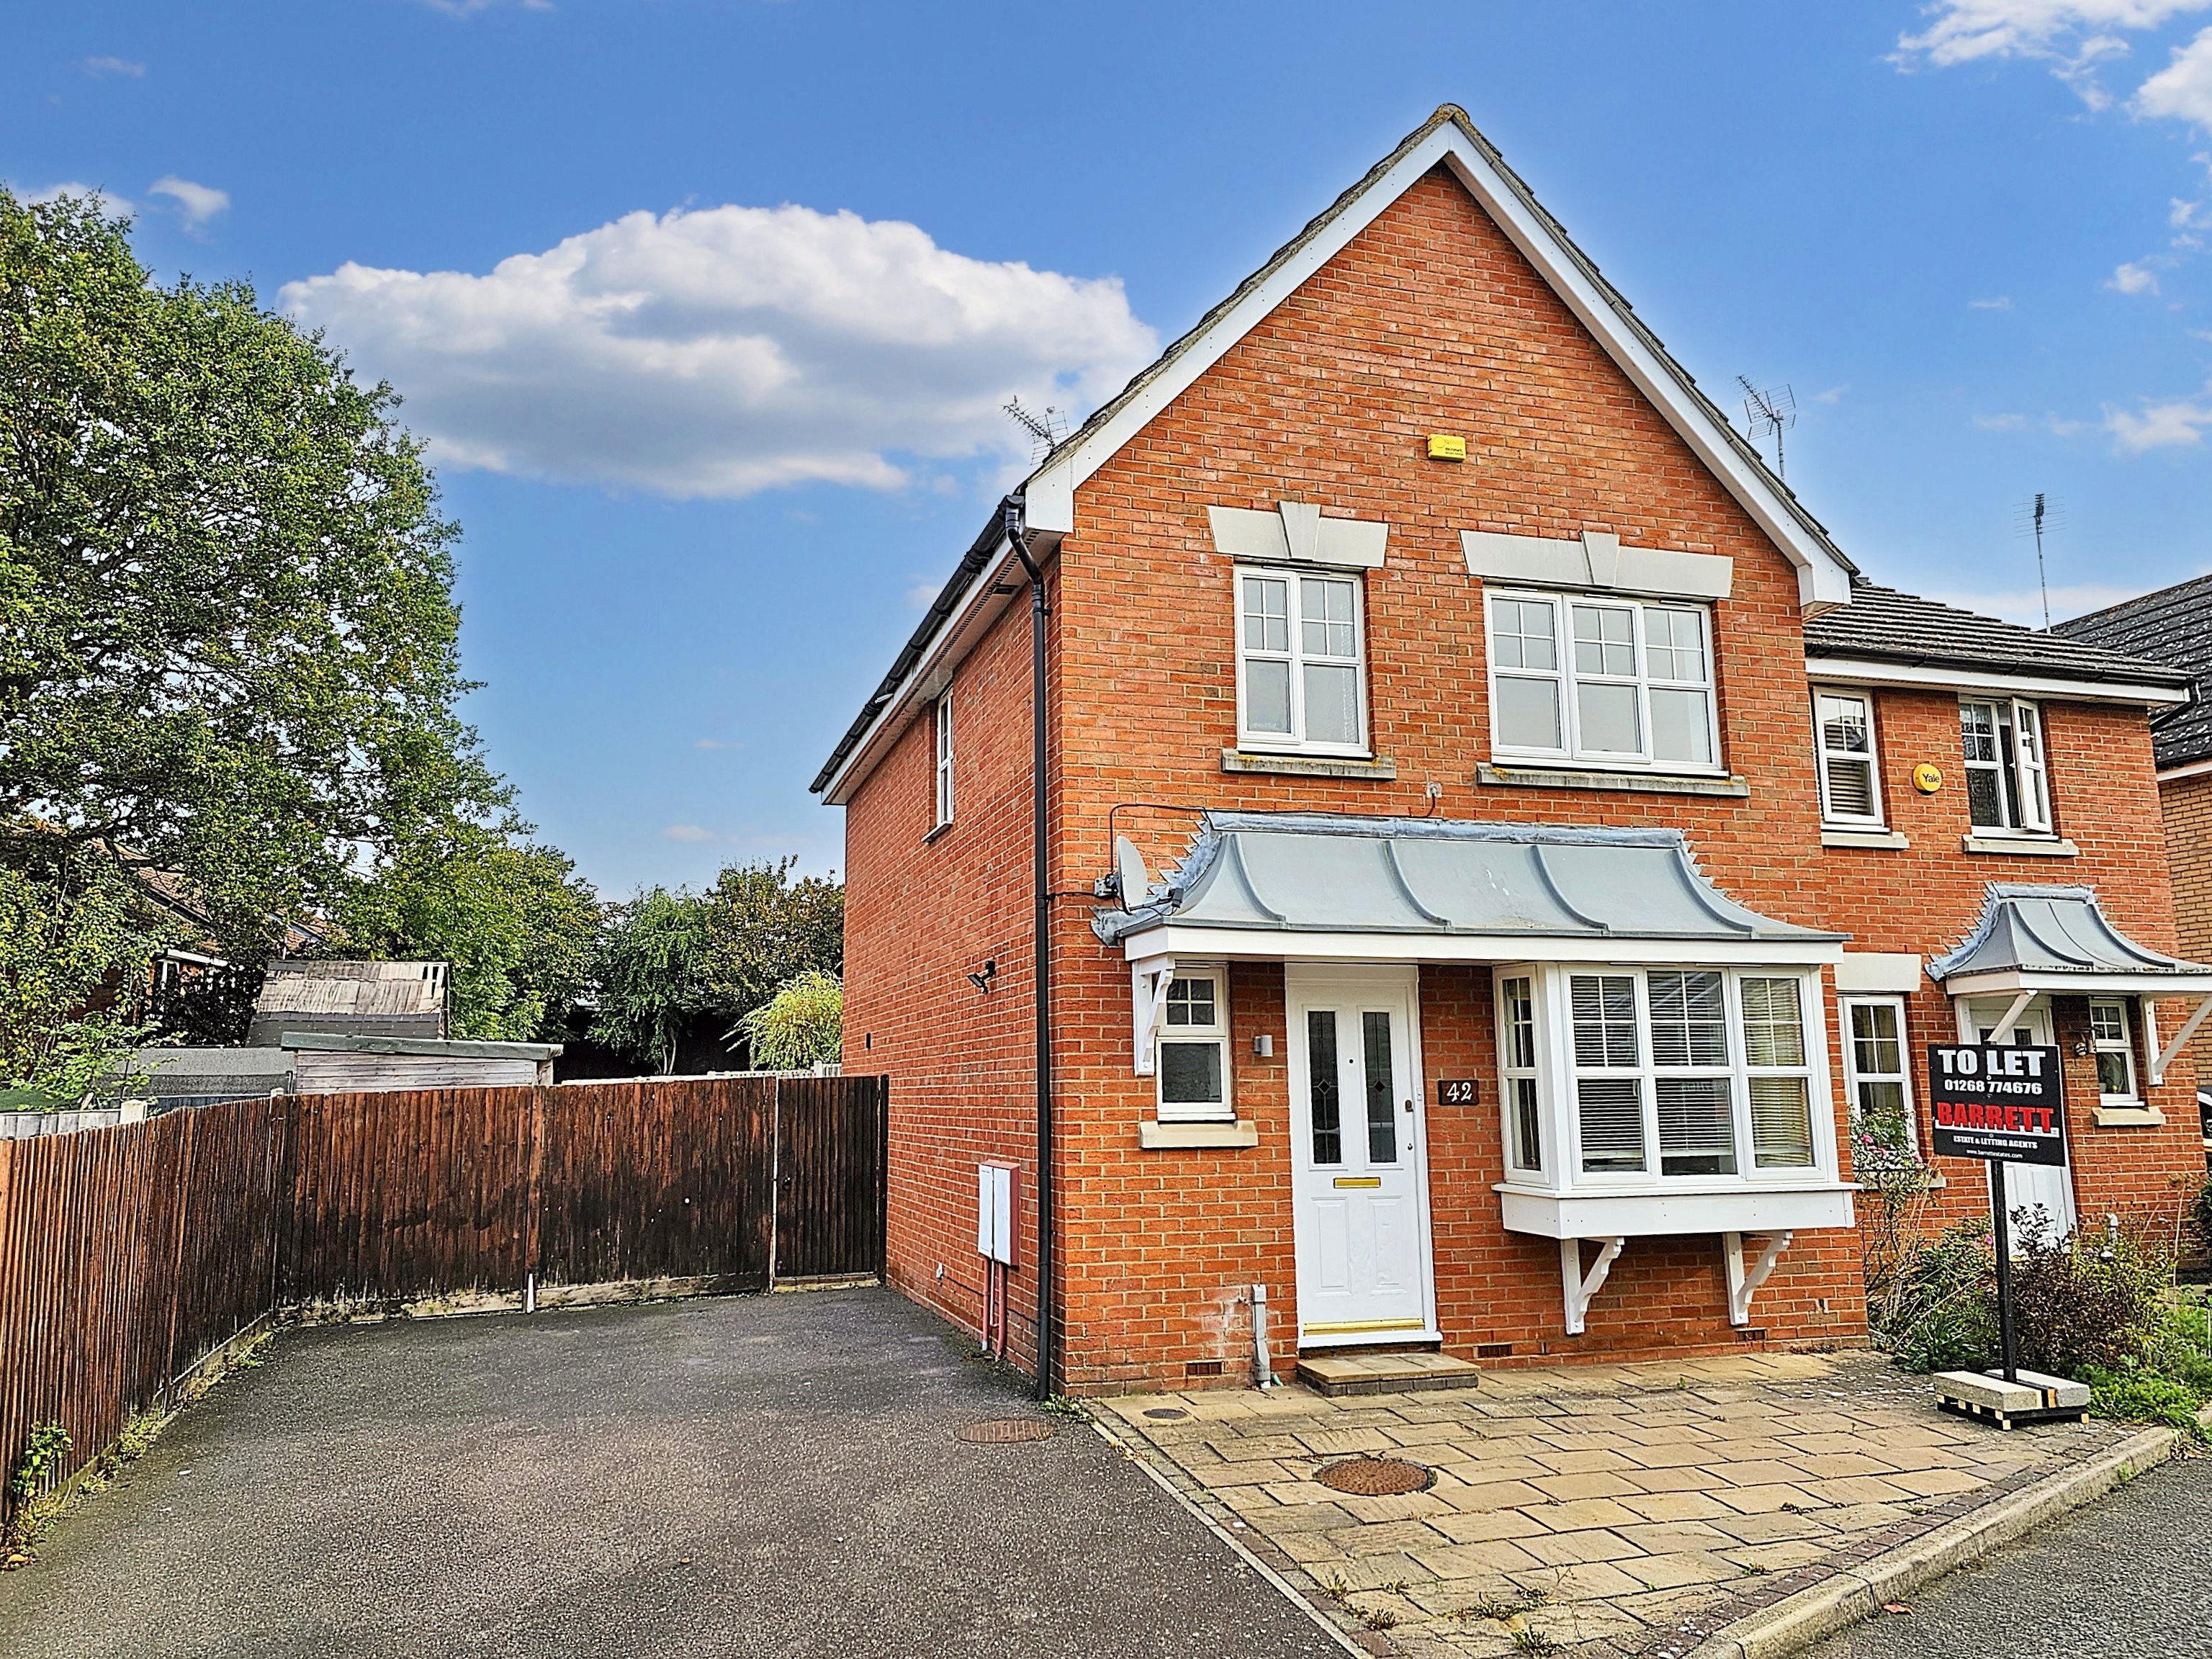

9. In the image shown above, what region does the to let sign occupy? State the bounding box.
[1926,1044,2067,1166]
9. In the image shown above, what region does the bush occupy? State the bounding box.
[733,970,842,1071]
[1872,1220,1997,1373]
[2008,1211,2167,1377]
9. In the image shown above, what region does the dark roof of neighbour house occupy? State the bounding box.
[1928,884,2212,989]
[2051,574,2212,770]
[1804,580,2192,691]
[811,104,1856,800]
[1091,813,1842,948]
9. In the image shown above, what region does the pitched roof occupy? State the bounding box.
[2051,574,2212,768]
[1928,883,2212,993]
[1804,580,2191,692]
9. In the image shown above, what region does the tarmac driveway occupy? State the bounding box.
[0,1287,1344,1659]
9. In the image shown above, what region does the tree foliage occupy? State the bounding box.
[736,970,843,1071]
[592,860,843,1072]
[0,848,163,1104]
[0,188,505,959]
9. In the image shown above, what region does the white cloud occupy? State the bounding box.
[2105,389,2212,446]
[1811,385,1850,405]
[693,738,740,751]
[2108,258,2163,290]
[147,176,228,233]
[282,202,1158,500]
[2139,24,2212,126]
[1930,580,2167,624]
[17,181,133,216]
[1970,295,2015,308]
[419,0,552,14]
[660,824,717,842]
[1897,1,2211,67]
[84,55,145,78]
[904,575,943,610]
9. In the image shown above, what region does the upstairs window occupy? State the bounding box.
[1487,590,1718,771]
[1157,968,1232,1123]
[2090,999,2139,1104]
[1236,568,1367,754]
[1960,698,2051,834]
[1813,690,1884,826]
[932,691,955,830]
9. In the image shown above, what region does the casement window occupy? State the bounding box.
[1813,690,1884,826]
[2090,999,2140,1104]
[1565,968,1817,1179]
[1486,590,1719,770]
[1500,975,1544,1174]
[1840,995,1915,1151]
[1156,967,1233,1123]
[932,691,955,830]
[1960,698,2052,834]
[1235,567,1367,754]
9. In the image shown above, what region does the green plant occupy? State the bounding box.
[6,1423,69,1505]
[1872,1219,1998,1373]
[2009,1213,2168,1377]
[1511,1629,1561,1656]
[2082,1366,2206,1433]
[734,969,843,1071]
[1360,1606,1400,1631]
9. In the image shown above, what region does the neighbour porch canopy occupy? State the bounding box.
[1092,812,1845,968]
[1928,883,2212,1084]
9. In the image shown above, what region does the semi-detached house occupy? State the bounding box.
[811,107,2212,1394]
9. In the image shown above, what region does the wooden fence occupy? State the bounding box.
[0,1073,887,1521]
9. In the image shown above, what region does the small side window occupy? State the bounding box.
[1500,975,1543,1174]
[2090,999,2140,1104]
[932,691,955,831]
[1157,968,1233,1123]
[1814,691,1883,826]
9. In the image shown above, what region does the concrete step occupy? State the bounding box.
[1296,1350,1483,1398]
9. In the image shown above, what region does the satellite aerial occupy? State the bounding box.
[1113,836,1150,907]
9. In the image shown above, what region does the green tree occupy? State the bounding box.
[591,860,843,1073]
[0,189,506,960]
[343,829,601,1043]
[0,849,164,1105]
[735,970,843,1071]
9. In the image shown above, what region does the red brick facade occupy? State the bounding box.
[834,156,2202,1392]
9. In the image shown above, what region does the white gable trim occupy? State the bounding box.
[1023,116,1854,613]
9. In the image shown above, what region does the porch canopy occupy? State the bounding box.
[1093,811,1845,966]
[1929,883,2212,1082]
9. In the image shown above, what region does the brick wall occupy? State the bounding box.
[2161,771,2212,964]
[837,161,2195,1393]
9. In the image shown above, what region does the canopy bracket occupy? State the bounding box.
[1723,1231,1794,1327]
[1130,958,1177,1078]
[1560,1237,1626,1337]
[2152,994,2212,1086]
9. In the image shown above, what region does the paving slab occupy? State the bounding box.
[1092,1348,2140,1658]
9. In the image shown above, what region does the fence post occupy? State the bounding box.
[523,1087,547,1312]
[875,1076,889,1285]
[765,1078,781,1292]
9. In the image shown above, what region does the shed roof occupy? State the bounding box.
[1092,813,1841,950]
[2052,574,2212,768]
[1927,884,2212,994]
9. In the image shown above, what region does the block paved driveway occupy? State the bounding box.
[1096,1350,2135,1658]
[0,1288,1345,1659]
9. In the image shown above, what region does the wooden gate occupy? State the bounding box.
[771,1074,889,1282]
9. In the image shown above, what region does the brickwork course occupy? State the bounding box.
[826,107,2208,1394]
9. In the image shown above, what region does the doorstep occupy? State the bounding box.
[1295,1349,1483,1398]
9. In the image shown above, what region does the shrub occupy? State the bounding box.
[2008,1213,2167,1377]
[2081,1367,2206,1433]
[733,970,842,1071]
[1871,1220,1997,1373]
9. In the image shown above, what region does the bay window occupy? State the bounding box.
[1487,590,1718,770]
[1501,976,1544,1174]
[1960,698,2052,834]
[1236,567,1367,754]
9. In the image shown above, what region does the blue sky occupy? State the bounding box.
[9,1,2211,896]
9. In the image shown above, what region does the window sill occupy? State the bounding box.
[1476,762,1749,799]
[1138,1119,1258,1150]
[1961,834,2078,858]
[2093,1105,2164,1128]
[922,819,954,845]
[1220,747,1396,780]
[1822,827,1910,850]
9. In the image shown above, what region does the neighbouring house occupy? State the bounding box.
[813,107,2211,1394]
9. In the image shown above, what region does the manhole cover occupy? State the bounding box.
[1315,1456,1431,1496]
[1143,1408,1189,1421]
[955,1418,1056,1444]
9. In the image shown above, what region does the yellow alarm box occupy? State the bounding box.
[1427,433,1468,462]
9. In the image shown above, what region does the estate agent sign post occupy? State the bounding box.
[1924,1042,2090,1429]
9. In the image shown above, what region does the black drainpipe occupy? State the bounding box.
[1004,493,1055,1402]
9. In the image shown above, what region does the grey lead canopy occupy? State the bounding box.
[1092,813,1841,946]
[1928,884,2212,994]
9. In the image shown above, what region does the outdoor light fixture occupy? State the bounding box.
[968,958,998,995]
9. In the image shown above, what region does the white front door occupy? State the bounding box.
[1286,965,1436,1344]
[1967,998,2080,1239]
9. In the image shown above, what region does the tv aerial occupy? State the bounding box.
[2014,493,2064,629]
[1737,377,1797,481]
[1002,396,1068,462]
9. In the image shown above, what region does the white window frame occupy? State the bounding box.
[932,691,955,831]
[2090,997,2141,1106]
[1959,697,2054,835]
[1233,565,1370,756]
[1485,588,1721,774]
[1812,688,1884,828]
[1497,974,1545,1175]
[1839,994,1917,1151]
[1536,965,1828,1188]
[1155,963,1234,1123]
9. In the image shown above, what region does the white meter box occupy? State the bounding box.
[976,1161,1020,1266]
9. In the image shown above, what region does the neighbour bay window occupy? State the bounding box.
[1813,690,1883,826]
[1496,963,1832,1190]
[1960,698,2051,834]
[1156,966,1233,1123]
[1486,590,1719,770]
[1235,567,1367,754]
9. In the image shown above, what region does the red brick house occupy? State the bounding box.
[812,107,2211,1394]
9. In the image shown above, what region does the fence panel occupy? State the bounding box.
[537,1077,777,1287]
[773,1075,888,1280]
